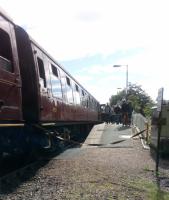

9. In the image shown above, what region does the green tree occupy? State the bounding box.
[109,83,155,116]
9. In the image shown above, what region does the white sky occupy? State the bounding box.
[0,0,169,103]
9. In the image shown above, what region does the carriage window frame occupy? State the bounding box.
[66,76,71,86]
[50,63,63,98]
[74,83,80,105]
[0,28,13,72]
[37,57,47,88]
[75,84,79,92]
[65,76,74,103]
[82,90,85,96]
[51,64,58,77]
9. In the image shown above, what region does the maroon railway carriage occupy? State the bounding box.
[0,9,100,157]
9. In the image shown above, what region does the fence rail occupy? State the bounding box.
[132,113,150,148]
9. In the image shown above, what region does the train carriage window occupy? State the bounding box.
[91,98,94,110]
[74,84,80,105]
[75,84,79,92]
[52,65,58,77]
[88,96,91,108]
[51,64,62,98]
[0,28,13,72]
[86,95,89,108]
[81,90,86,107]
[82,92,88,108]
[82,90,85,96]
[66,76,74,104]
[66,77,70,86]
[37,57,46,88]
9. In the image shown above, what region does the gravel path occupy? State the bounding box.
[0,124,169,200]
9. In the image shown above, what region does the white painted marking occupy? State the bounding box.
[119,135,131,139]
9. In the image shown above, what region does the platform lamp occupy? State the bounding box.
[113,65,128,96]
[117,87,122,93]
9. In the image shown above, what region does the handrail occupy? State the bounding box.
[132,113,150,146]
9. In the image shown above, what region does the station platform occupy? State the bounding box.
[83,123,134,148]
[45,122,164,199]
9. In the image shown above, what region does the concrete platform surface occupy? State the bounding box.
[83,123,133,148]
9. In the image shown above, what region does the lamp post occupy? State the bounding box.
[117,87,122,93]
[113,65,128,96]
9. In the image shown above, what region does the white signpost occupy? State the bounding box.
[157,88,164,112]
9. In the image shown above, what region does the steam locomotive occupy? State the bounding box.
[0,9,100,158]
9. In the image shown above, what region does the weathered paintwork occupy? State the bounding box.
[31,40,100,123]
[0,9,100,125]
[0,9,101,159]
[0,14,22,121]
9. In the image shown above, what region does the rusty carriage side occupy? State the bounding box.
[0,9,100,158]
[0,10,27,158]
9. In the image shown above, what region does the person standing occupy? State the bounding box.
[105,103,111,124]
[114,104,121,124]
[121,99,129,126]
[127,101,133,125]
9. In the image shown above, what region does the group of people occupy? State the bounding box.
[103,99,133,126]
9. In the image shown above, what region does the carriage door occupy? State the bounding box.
[33,46,53,121]
[0,19,22,121]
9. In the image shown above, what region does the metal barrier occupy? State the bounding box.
[132,113,150,147]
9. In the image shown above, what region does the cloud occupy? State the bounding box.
[1,0,162,60]
[1,0,169,103]
[76,11,101,22]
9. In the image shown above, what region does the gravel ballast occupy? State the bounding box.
[0,124,169,200]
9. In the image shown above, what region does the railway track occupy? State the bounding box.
[0,134,81,187]
[0,126,146,181]
[0,124,95,195]
[0,159,41,185]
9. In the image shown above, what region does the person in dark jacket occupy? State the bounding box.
[127,101,133,125]
[121,99,129,125]
[105,103,111,124]
[114,104,121,124]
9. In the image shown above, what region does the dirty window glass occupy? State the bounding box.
[66,76,74,103]
[51,64,62,98]
[0,28,13,72]
[37,57,46,88]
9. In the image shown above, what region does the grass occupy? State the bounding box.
[62,176,169,200]
[127,178,169,200]
[143,165,153,172]
[57,164,169,200]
